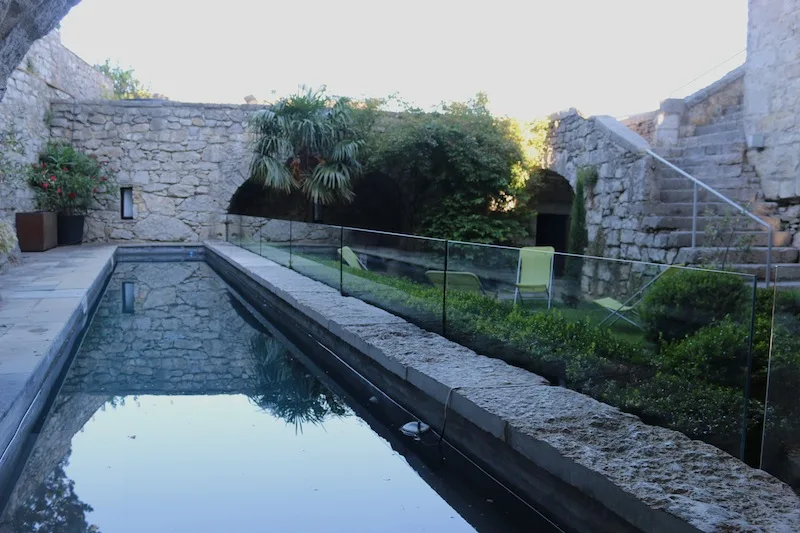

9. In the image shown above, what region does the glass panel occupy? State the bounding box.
[341,228,446,334]
[444,241,757,460]
[238,215,262,254]
[259,217,293,268]
[290,221,342,290]
[226,214,242,247]
[760,266,800,494]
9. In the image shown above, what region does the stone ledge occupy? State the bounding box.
[205,240,800,533]
[50,99,268,111]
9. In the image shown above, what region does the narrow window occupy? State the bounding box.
[122,282,135,314]
[121,187,134,219]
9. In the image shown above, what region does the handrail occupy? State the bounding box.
[646,149,773,285]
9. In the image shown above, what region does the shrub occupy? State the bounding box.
[0,220,17,254]
[639,269,748,343]
[658,319,749,386]
[564,169,588,281]
[28,142,115,215]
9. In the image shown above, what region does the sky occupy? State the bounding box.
[59,0,748,119]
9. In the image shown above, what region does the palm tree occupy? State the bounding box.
[247,87,365,221]
[247,334,349,432]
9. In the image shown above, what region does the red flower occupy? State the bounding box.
[50,175,56,181]
[68,192,76,199]
[62,167,68,171]
[93,187,98,193]
[100,177,107,182]
[42,182,49,189]
[57,187,62,194]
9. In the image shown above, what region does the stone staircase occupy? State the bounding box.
[647,106,800,282]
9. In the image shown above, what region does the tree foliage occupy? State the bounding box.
[363,93,533,243]
[247,87,365,205]
[564,168,589,280]
[94,59,152,100]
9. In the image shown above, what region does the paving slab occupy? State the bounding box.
[0,244,116,465]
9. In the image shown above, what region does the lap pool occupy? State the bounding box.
[0,261,560,533]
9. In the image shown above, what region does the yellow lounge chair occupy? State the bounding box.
[514,246,555,308]
[425,270,488,296]
[338,246,366,270]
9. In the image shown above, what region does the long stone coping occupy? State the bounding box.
[0,245,116,475]
[206,240,800,533]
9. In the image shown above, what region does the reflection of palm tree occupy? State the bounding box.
[4,453,100,533]
[248,334,349,431]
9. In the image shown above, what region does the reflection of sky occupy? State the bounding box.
[66,394,476,533]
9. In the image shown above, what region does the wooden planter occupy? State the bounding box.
[15,211,57,252]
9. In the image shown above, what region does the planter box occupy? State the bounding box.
[15,211,57,252]
[57,214,85,246]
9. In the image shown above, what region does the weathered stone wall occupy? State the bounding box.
[744,0,800,201]
[61,262,258,395]
[620,111,657,144]
[0,31,111,221]
[0,0,80,102]
[0,30,110,268]
[49,100,262,242]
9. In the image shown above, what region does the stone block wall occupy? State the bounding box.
[545,110,667,296]
[49,100,263,242]
[744,0,800,201]
[620,111,657,144]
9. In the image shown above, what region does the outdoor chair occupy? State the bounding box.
[425,270,492,297]
[338,246,366,270]
[594,265,681,329]
[514,246,555,308]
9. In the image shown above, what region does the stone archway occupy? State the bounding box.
[531,169,574,274]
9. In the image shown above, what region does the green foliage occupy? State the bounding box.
[248,333,349,431]
[658,319,749,386]
[248,87,364,205]
[27,142,115,215]
[639,269,748,343]
[0,124,27,185]
[363,94,532,243]
[0,219,17,254]
[94,59,153,99]
[564,169,588,281]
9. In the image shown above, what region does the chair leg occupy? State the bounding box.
[547,288,552,309]
[514,287,519,305]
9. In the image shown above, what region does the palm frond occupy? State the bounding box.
[250,154,296,192]
[330,139,364,164]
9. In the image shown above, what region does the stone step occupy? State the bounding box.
[679,142,748,158]
[658,176,756,190]
[681,131,745,148]
[669,152,744,167]
[671,164,747,179]
[643,215,771,232]
[666,231,792,248]
[729,263,800,281]
[675,246,800,265]
[650,202,756,217]
[693,121,742,136]
[659,188,759,203]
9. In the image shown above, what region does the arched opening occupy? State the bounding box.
[227,172,409,232]
[531,170,574,275]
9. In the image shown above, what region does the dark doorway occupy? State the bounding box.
[535,214,570,275]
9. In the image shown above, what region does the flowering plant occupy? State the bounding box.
[27,142,115,215]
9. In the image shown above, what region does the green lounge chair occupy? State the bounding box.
[338,246,366,270]
[514,246,555,308]
[425,270,488,296]
[594,265,682,328]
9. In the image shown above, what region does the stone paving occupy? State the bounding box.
[0,245,115,459]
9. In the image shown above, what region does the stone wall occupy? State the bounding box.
[0,30,110,267]
[744,0,800,201]
[620,111,657,144]
[49,100,262,242]
[0,31,111,221]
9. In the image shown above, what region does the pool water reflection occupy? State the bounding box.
[0,263,551,533]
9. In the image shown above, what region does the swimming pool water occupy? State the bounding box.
[0,262,555,533]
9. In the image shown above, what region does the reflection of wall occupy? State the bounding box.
[0,393,108,530]
[61,262,257,395]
